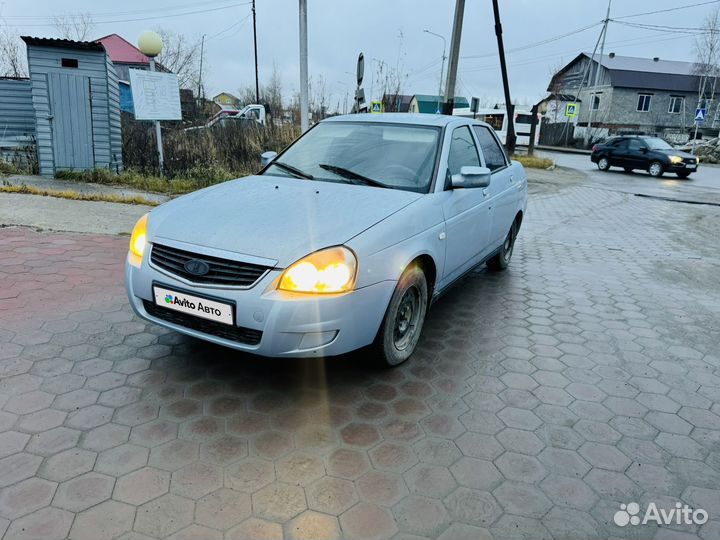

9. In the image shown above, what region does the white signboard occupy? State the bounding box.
[129,68,182,121]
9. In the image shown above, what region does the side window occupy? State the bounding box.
[473,126,507,171]
[614,139,628,150]
[628,139,645,151]
[447,126,480,177]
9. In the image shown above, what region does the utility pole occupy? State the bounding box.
[149,58,165,176]
[584,0,612,148]
[492,0,516,154]
[442,0,465,115]
[197,34,205,115]
[424,30,447,112]
[252,0,260,103]
[299,0,309,132]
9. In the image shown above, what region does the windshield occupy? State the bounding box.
[263,122,441,193]
[645,138,674,150]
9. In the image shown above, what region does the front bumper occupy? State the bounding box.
[665,162,698,173]
[124,249,396,358]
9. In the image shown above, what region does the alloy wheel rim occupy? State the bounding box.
[393,285,421,351]
[650,163,661,176]
[599,158,608,169]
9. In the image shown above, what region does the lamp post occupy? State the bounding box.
[138,31,165,175]
[423,29,447,112]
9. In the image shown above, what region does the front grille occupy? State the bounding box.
[143,300,262,345]
[150,243,270,287]
[682,157,697,164]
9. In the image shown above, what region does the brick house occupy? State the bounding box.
[542,52,718,144]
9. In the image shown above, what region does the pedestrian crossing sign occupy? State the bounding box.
[370,100,383,113]
[565,103,578,118]
[695,108,707,123]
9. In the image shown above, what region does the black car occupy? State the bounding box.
[590,136,699,178]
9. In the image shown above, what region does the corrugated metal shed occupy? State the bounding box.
[21,36,123,177]
[0,78,35,146]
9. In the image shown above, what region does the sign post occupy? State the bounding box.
[354,53,366,113]
[692,107,707,155]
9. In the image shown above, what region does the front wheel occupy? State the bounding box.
[487,221,517,272]
[648,161,664,177]
[597,157,610,171]
[374,266,428,367]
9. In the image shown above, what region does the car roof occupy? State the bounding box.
[322,112,479,128]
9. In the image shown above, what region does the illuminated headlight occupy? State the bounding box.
[279,246,357,294]
[128,213,149,267]
[670,156,683,165]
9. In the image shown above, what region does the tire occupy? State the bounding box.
[648,161,664,177]
[624,167,633,173]
[597,157,610,171]
[487,221,517,272]
[677,171,691,179]
[374,265,428,367]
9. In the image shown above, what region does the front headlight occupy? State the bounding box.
[670,155,683,164]
[279,246,357,294]
[128,213,149,266]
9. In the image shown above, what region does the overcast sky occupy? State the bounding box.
[2,0,717,110]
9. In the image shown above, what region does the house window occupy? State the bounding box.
[590,95,600,110]
[61,58,78,68]
[637,94,652,112]
[668,96,684,114]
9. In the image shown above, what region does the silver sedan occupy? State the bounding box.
[125,113,528,365]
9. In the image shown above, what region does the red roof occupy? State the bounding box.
[95,34,150,65]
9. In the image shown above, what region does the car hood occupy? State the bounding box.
[658,149,695,159]
[149,175,422,267]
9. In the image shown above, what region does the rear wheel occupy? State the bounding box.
[677,171,691,179]
[597,157,610,171]
[374,266,428,367]
[648,161,664,177]
[487,221,517,272]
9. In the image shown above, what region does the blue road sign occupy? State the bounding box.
[695,108,707,123]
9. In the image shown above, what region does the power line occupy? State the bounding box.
[461,21,603,60]
[614,0,720,19]
[1,0,246,20]
[2,2,252,27]
[207,11,252,40]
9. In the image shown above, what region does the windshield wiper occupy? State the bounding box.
[272,161,314,180]
[319,164,390,189]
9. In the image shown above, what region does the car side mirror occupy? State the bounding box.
[260,151,278,166]
[451,166,492,189]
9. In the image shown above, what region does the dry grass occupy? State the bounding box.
[55,168,223,195]
[0,184,158,206]
[512,155,554,169]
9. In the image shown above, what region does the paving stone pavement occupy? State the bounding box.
[1,177,720,540]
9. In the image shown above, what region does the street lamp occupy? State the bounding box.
[424,29,447,112]
[137,31,165,176]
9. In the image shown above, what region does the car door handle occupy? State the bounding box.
[510,174,515,182]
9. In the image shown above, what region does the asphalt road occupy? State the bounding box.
[538,150,720,206]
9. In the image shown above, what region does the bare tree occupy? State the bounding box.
[155,28,202,90]
[0,24,26,77]
[52,12,96,41]
[693,7,720,126]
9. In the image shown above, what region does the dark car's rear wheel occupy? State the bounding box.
[677,171,691,179]
[648,161,664,177]
[487,221,517,272]
[597,157,610,171]
[375,266,428,367]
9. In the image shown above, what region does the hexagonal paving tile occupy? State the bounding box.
[134,493,195,537]
[38,448,96,482]
[339,502,397,540]
[284,510,341,540]
[225,458,275,493]
[306,476,358,515]
[53,471,114,512]
[114,466,169,505]
[0,477,56,519]
[443,487,503,528]
[171,461,223,499]
[252,482,307,522]
[68,500,135,540]
[195,488,251,529]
